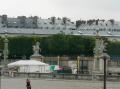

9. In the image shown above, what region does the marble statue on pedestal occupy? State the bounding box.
[30,42,43,61]
[33,42,41,56]
[93,37,105,73]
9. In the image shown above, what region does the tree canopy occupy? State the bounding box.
[0,34,120,59]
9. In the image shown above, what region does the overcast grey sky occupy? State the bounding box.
[0,0,120,21]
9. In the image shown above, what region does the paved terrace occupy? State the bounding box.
[1,78,120,89]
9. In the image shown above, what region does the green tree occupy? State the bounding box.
[107,41,120,56]
[8,36,33,59]
[1,35,119,59]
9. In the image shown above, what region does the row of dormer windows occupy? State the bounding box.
[79,29,120,32]
[38,22,70,26]
[2,21,71,26]
[39,27,74,30]
[109,29,120,32]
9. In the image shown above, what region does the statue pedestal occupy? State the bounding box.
[30,54,43,61]
[92,56,103,80]
[92,57,109,80]
[30,41,43,61]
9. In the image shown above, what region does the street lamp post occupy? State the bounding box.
[101,52,110,89]
[103,55,107,89]
[0,52,2,66]
[0,52,2,70]
[0,52,2,89]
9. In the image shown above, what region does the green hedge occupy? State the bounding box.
[0,35,120,59]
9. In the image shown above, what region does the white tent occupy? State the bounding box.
[8,60,50,73]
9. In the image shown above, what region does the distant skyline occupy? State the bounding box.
[0,0,120,21]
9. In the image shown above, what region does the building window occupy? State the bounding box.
[63,27,66,30]
[52,27,55,29]
[46,27,49,29]
[44,23,47,25]
[61,23,64,25]
[57,27,60,30]
[40,27,43,29]
[72,28,76,30]
[49,22,52,24]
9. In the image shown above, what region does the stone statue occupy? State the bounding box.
[33,42,41,55]
[31,41,43,61]
[94,39,105,56]
[93,37,106,73]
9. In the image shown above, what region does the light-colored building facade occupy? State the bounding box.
[0,15,120,40]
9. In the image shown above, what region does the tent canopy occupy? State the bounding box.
[8,60,49,67]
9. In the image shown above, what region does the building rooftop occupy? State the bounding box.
[0,15,120,38]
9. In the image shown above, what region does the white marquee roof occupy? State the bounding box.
[8,60,49,67]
